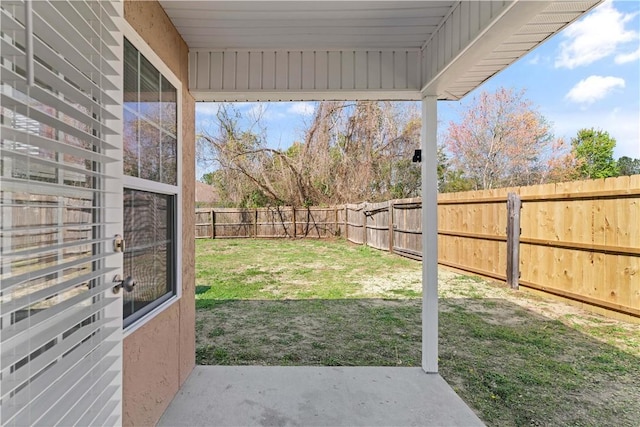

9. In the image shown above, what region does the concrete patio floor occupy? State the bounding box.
[159,366,484,426]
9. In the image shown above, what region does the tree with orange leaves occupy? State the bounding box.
[443,87,569,190]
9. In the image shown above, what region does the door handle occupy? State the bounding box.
[112,274,136,294]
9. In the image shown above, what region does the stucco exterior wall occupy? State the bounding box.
[123,1,196,426]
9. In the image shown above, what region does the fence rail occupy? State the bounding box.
[196,175,640,319]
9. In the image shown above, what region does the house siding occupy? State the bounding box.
[123,1,196,426]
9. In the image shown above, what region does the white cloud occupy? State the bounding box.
[196,103,219,117]
[555,1,638,69]
[527,54,540,65]
[615,47,640,64]
[565,75,625,106]
[287,102,316,117]
[195,103,221,133]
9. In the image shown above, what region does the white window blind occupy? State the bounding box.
[1,1,123,426]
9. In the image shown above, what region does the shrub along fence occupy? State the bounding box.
[195,175,640,319]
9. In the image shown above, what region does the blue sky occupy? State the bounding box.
[196,0,639,179]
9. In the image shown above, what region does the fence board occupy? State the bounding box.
[256,207,294,238]
[365,201,390,251]
[393,198,422,259]
[346,203,365,244]
[195,209,212,238]
[295,207,338,238]
[213,208,255,238]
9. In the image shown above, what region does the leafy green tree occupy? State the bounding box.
[389,158,421,199]
[241,189,271,208]
[200,172,215,185]
[437,145,474,193]
[442,170,475,193]
[617,156,640,176]
[571,128,619,179]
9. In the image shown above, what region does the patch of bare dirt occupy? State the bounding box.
[438,266,640,355]
[354,270,422,297]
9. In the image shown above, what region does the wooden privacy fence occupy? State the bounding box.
[196,206,340,239]
[342,199,423,260]
[437,175,640,319]
[195,175,640,319]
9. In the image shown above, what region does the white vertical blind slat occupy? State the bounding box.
[9,352,119,425]
[1,284,110,345]
[1,299,119,369]
[0,36,119,120]
[0,148,112,182]
[67,384,120,427]
[33,357,120,426]
[2,252,109,292]
[1,236,113,261]
[0,64,119,133]
[0,180,110,201]
[89,400,121,427]
[54,371,120,426]
[29,4,119,77]
[0,268,116,314]
[1,220,117,233]
[0,125,119,164]
[47,1,118,59]
[0,8,119,92]
[0,326,118,401]
[0,93,118,149]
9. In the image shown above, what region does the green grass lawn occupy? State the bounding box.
[195,238,640,427]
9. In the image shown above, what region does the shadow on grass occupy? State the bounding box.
[195,297,640,427]
[195,285,211,295]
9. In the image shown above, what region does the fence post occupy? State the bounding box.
[334,207,338,237]
[254,209,258,238]
[506,193,522,289]
[344,206,349,240]
[388,200,394,253]
[211,209,215,239]
[362,204,368,247]
[292,206,297,238]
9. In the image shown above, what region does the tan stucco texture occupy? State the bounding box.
[123,1,196,426]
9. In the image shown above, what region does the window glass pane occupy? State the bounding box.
[161,75,177,134]
[123,109,139,178]
[139,54,160,123]
[123,189,174,324]
[139,119,160,182]
[123,38,177,185]
[123,246,169,319]
[160,134,177,186]
[123,39,139,110]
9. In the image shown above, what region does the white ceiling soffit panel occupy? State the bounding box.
[160,1,455,49]
[159,0,602,101]
[425,0,602,100]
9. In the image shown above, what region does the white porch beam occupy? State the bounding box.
[188,49,422,101]
[189,90,421,102]
[421,95,438,373]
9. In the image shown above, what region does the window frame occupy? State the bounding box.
[121,21,182,336]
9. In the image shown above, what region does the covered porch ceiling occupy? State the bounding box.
[159,1,601,101]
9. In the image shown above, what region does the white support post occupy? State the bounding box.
[421,95,438,373]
